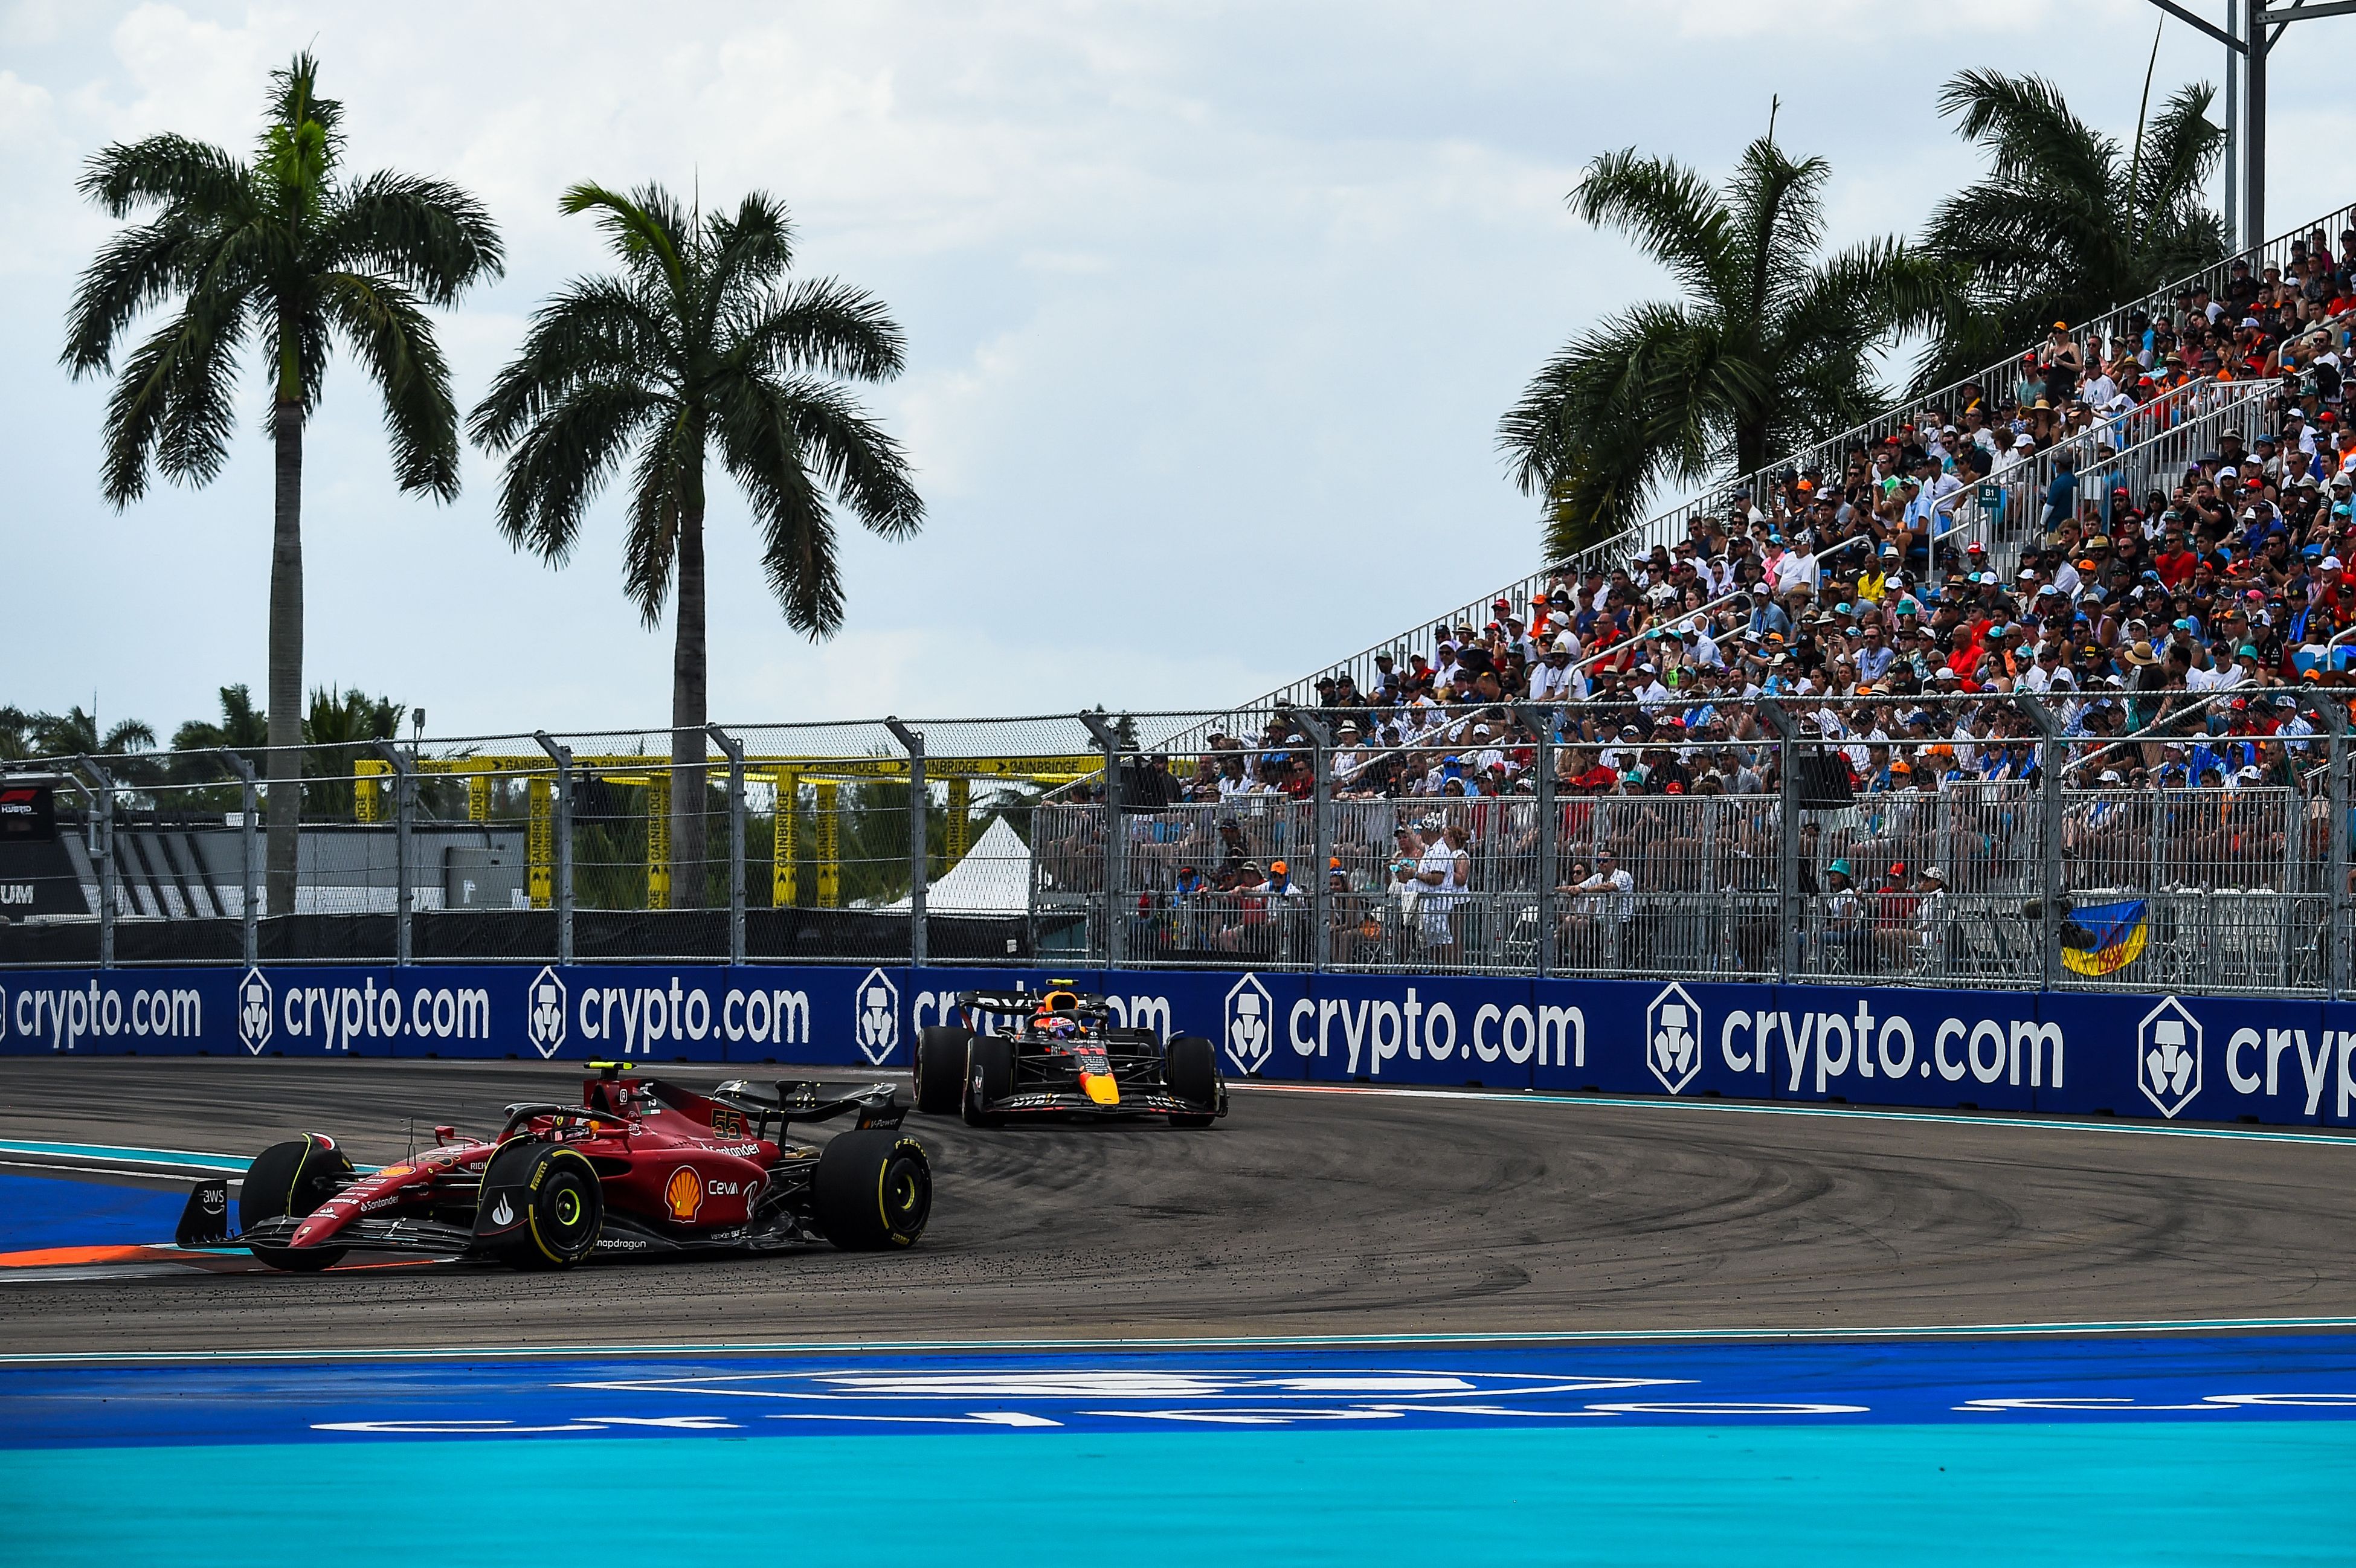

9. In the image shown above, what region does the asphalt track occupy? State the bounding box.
[4,1057,2356,1355]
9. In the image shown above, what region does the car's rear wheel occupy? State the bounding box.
[962,1035,1014,1128]
[1165,1035,1221,1128]
[915,1026,974,1115]
[482,1141,605,1271]
[812,1130,932,1250]
[241,1134,355,1271]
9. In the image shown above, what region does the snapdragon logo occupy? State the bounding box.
[1646,982,1702,1094]
[526,966,567,1059]
[2138,995,2201,1119]
[856,968,900,1065]
[239,968,274,1055]
[1223,973,1274,1075]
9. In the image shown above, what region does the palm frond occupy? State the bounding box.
[76,134,249,220]
[95,289,249,505]
[561,182,690,297]
[622,409,696,623]
[1937,69,2116,197]
[1571,147,1732,304]
[728,277,909,382]
[324,171,505,304]
[469,276,677,451]
[490,379,668,563]
[319,270,462,497]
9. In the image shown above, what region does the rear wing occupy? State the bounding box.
[712,1079,907,1137]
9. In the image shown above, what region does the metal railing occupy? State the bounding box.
[5,693,2348,997]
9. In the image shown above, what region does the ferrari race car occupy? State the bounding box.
[910,985,1227,1127]
[175,1064,931,1271]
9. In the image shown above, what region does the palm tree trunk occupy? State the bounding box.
[1734,419,1770,484]
[265,396,304,919]
[669,492,709,913]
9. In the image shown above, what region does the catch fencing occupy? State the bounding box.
[6,693,2348,999]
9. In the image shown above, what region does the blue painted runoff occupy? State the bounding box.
[0,1174,187,1253]
[8,1424,2352,1567]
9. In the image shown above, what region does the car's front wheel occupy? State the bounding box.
[962,1035,1014,1128]
[241,1134,355,1271]
[812,1130,932,1250]
[915,1026,974,1114]
[478,1140,605,1270]
[1165,1034,1221,1128]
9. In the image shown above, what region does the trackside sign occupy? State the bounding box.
[4,965,2355,1129]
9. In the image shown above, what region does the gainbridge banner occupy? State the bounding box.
[4,963,2355,1129]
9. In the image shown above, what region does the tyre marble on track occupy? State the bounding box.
[2,1058,2354,1354]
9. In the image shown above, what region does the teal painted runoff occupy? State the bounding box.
[10,1423,2351,1566]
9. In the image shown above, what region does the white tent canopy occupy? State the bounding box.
[886,815,1032,916]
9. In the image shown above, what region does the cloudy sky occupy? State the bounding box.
[4,1,2341,741]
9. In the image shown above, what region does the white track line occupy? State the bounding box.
[7,1317,2356,1366]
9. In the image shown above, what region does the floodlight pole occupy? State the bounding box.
[217,750,260,966]
[68,759,114,970]
[707,725,747,965]
[884,718,927,972]
[1078,712,1124,971]
[372,742,416,966]
[533,731,574,965]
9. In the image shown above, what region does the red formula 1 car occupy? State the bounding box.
[176,1064,931,1271]
[910,985,1226,1127]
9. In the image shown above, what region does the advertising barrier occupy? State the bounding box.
[4,963,2355,1129]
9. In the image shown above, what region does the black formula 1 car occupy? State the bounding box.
[910,985,1227,1127]
[175,1065,930,1271]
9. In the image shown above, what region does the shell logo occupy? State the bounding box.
[663,1166,704,1223]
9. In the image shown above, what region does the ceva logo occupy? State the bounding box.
[1223,972,1274,1076]
[238,967,273,1055]
[2137,995,2202,1119]
[526,966,567,1059]
[1645,982,1703,1094]
[856,968,900,1065]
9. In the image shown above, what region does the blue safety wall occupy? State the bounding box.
[5,962,2355,1129]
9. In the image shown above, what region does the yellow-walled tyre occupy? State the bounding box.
[813,1130,932,1250]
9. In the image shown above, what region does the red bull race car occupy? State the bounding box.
[175,1064,931,1271]
[910,984,1227,1128]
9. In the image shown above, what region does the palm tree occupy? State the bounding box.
[1917,71,2225,388]
[1499,135,1944,559]
[301,685,405,818]
[169,683,270,759]
[30,707,157,759]
[471,183,923,904]
[62,53,501,915]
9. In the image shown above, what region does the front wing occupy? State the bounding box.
[979,1082,1225,1118]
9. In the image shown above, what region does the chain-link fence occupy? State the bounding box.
[2,693,2351,995]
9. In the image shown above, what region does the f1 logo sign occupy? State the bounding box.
[1223,973,1273,1076]
[857,968,900,1065]
[238,967,273,1055]
[526,966,567,1059]
[2137,995,2201,1119]
[1645,982,1702,1094]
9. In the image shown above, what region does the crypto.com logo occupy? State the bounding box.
[1223,973,1274,1076]
[856,968,900,1065]
[1645,982,1702,1094]
[238,967,273,1055]
[525,966,567,1059]
[2137,995,2202,1118]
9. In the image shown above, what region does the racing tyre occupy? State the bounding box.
[813,1129,932,1250]
[962,1035,1014,1128]
[1165,1035,1221,1128]
[481,1140,605,1271]
[241,1134,356,1271]
[915,1025,974,1115]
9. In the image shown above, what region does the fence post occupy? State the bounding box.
[1079,713,1123,970]
[1758,702,1798,983]
[218,750,259,966]
[70,759,115,970]
[373,743,416,966]
[534,731,574,966]
[707,725,747,966]
[2018,695,2064,991]
[1516,703,1556,978]
[1293,714,1331,974]
[884,718,927,972]
[2306,694,2348,1000]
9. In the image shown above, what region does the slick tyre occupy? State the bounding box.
[962,1034,1014,1128]
[813,1129,932,1250]
[1165,1035,1221,1128]
[915,1026,974,1115]
[241,1134,355,1271]
[482,1141,605,1271]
